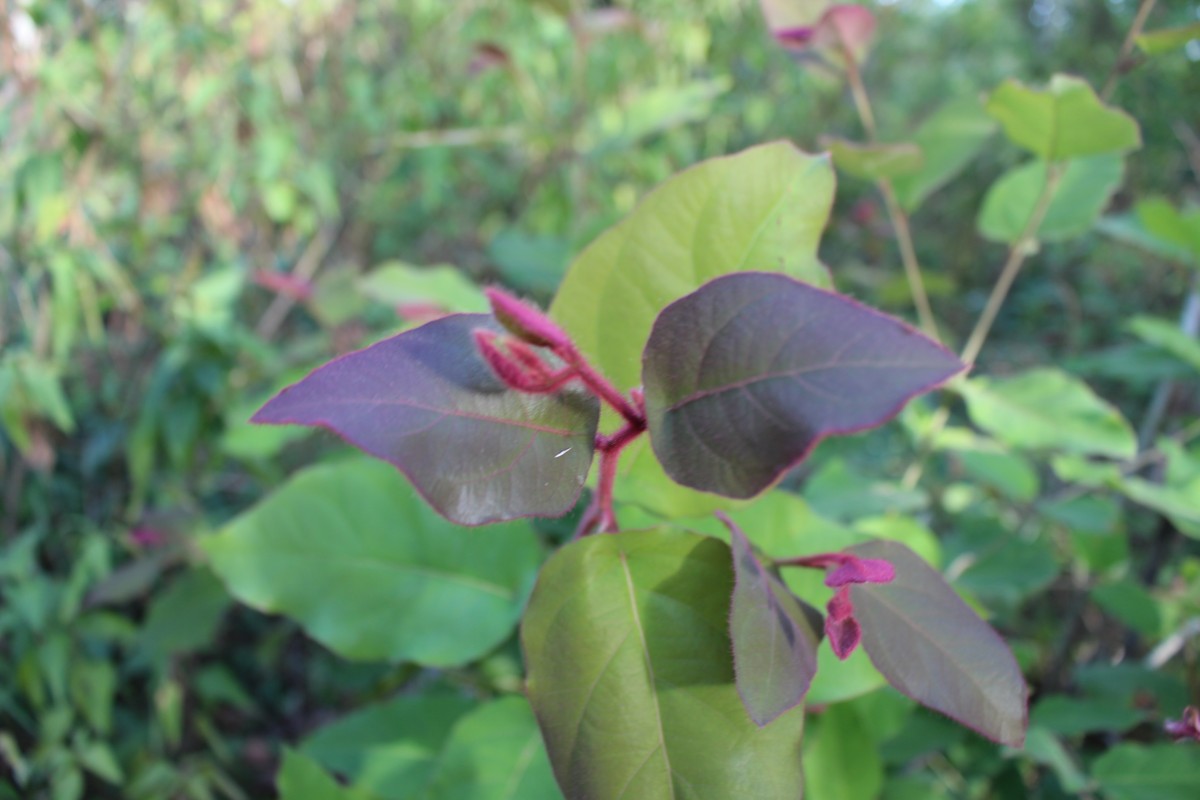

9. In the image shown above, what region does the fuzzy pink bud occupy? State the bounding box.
[825,586,861,659]
[485,287,571,349]
[1166,706,1200,743]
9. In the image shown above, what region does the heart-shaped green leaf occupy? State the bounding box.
[642,272,964,499]
[205,459,543,666]
[848,540,1027,747]
[977,155,1125,244]
[252,314,599,525]
[522,529,806,800]
[985,74,1140,161]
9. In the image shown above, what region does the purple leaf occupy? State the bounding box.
[720,512,821,727]
[762,2,877,66]
[847,540,1028,747]
[253,314,600,526]
[641,272,964,499]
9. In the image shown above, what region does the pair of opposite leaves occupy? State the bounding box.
[253,271,965,525]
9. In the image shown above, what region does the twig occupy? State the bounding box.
[255,223,340,340]
[841,40,940,340]
[1101,0,1158,101]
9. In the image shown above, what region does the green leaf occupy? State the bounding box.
[301,691,475,799]
[424,696,562,800]
[550,142,835,517]
[978,155,1124,243]
[278,750,369,800]
[205,459,543,666]
[892,96,998,212]
[849,541,1027,746]
[522,529,806,800]
[1129,316,1200,373]
[1119,476,1200,530]
[1093,743,1200,800]
[960,368,1136,460]
[358,261,488,314]
[1137,22,1200,55]
[821,137,923,181]
[138,567,230,664]
[642,273,963,499]
[1029,696,1145,737]
[1092,579,1162,637]
[1136,197,1200,259]
[985,74,1140,160]
[803,703,883,800]
[1021,728,1089,793]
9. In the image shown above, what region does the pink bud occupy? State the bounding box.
[825,586,861,659]
[485,287,571,349]
[1166,706,1200,743]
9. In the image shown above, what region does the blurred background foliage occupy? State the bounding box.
[1,0,1199,797]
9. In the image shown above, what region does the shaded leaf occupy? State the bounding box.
[301,691,475,798]
[522,529,806,799]
[803,703,883,800]
[723,514,821,726]
[848,540,1027,746]
[960,368,1136,460]
[821,137,923,181]
[978,155,1124,243]
[424,696,562,800]
[278,750,369,800]
[252,314,599,525]
[1029,696,1145,737]
[985,74,1140,160]
[892,96,997,211]
[205,459,543,666]
[1093,743,1200,800]
[643,272,964,498]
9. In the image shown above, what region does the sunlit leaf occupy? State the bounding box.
[205,459,543,666]
[522,529,806,799]
[1137,22,1200,55]
[985,74,1140,160]
[977,155,1124,243]
[821,137,923,181]
[960,368,1136,460]
[643,272,964,498]
[252,314,599,525]
[849,540,1027,746]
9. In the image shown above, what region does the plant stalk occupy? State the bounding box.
[1101,0,1158,101]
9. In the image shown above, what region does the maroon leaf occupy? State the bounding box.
[253,314,600,525]
[720,512,822,727]
[641,272,964,499]
[848,540,1028,747]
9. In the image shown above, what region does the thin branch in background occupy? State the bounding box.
[841,41,941,341]
[255,224,341,341]
[1101,0,1158,101]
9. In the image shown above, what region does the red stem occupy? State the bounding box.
[554,343,644,426]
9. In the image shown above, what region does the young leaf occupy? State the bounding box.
[252,313,599,525]
[522,529,806,800]
[847,540,1027,747]
[762,2,877,66]
[977,155,1124,244]
[985,74,1141,161]
[891,96,997,212]
[642,272,964,499]
[204,459,543,667]
[820,137,924,181]
[959,368,1136,460]
[721,513,821,726]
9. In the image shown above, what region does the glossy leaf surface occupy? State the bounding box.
[985,74,1140,160]
[725,515,821,726]
[978,155,1124,243]
[821,137,923,181]
[960,368,1136,460]
[848,541,1027,746]
[252,314,599,525]
[892,96,997,211]
[205,459,542,666]
[522,529,806,800]
[643,272,964,498]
